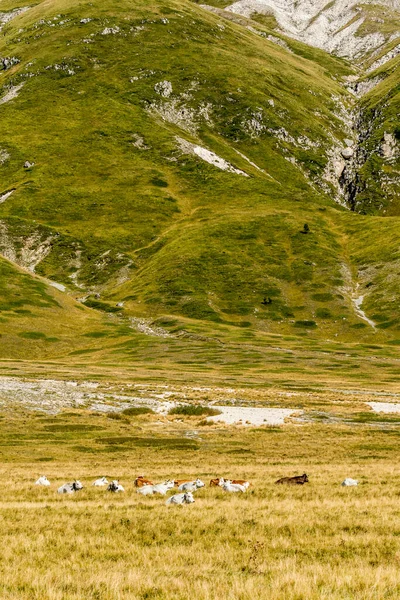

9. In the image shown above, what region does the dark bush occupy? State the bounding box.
[169,405,221,417]
[293,320,317,328]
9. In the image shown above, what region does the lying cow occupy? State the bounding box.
[57,481,84,494]
[137,480,174,496]
[166,492,195,505]
[222,480,247,493]
[231,479,250,489]
[213,477,250,489]
[107,480,125,492]
[35,476,50,487]
[92,477,108,487]
[342,478,358,487]
[275,473,309,485]
[173,479,191,487]
[152,480,174,495]
[178,478,205,492]
[134,476,154,487]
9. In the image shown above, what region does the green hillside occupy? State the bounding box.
[0,0,399,360]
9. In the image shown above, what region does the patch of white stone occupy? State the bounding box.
[176,137,248,176]
[224,0,395,59]
[0,83,24,105]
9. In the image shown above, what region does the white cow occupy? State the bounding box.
[166,492,195,505]
[57,481,84,494]
[178,478,205,492]
[152,480,175,495]
[107,480,125,492]
[218,478,250,490]
[92,477,108,487]
[341,478,358,487]
[137,480,174,496]
[35,476,50,486]
[222,480,246,493]
[136,484,156,496]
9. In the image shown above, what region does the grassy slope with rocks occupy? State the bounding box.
[0,0,398,363]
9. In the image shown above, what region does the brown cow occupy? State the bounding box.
[173,479,191,487]
[134,476,154,487]
[210,477,251,488]
[275,473,309,485]
[232,479,251,488]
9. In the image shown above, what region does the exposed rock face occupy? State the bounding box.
[154,80,173,98]
[0,7,30,32]
[0,222,53,272]
[367,42,400,72]
[381,132,398,161]
[176,136,248,176]
[225,0,399,59]
[0,83,24,105]
[0,57,20,71]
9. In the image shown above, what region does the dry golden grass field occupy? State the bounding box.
[1,376,400,600]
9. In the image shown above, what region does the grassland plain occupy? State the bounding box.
[2,403,400,599]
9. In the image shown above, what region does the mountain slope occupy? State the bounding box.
[218,0,400,60]
[0,0,398,349]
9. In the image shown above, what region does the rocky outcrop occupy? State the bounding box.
[381,132,398,161]
[225,0,399,59]
[0,83,24,105]
[0,7,29,32]
[0,222,53,272]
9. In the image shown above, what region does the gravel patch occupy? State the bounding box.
[366,402,400,414]
[207,406,296,426]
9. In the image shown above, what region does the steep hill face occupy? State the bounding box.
[220,0,400,60]
[0,0,399,350]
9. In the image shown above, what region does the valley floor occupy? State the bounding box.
[2,375,400,599]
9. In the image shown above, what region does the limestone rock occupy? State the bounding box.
[154,80,173,98]
[341,147,354,159]
[381,132,397,160]
[224,0,396,59]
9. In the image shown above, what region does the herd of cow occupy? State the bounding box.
[34,472,358,505]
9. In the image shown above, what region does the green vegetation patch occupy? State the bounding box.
[122,406,155,416]
[169,405,222,416]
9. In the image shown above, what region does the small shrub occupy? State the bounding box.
[169,405,222,417]
[316,308,332,318]
[151,177,168,187]
[83,299,123,313]
[122,406,154,416]
[83,331,110,338]
[293,320,317,328]
[107,412,125,421]
[312,293,334,302]
[18,331,46,339]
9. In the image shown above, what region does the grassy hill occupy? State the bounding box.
[0,0,399,364]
